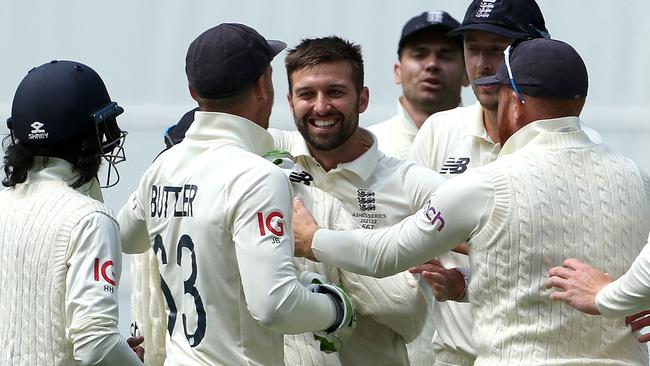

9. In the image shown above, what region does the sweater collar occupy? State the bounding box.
[499,116,583,157]
[26,157,103,201]
[184,111,274,156]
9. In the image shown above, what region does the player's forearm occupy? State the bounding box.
[312,215,465,277]
[73,330,141,365]
[596,243,650,318]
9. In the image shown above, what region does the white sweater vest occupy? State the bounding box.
[0,180,114,365]
[470,131,650,365]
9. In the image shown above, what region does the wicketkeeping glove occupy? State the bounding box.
[307,280,356,353]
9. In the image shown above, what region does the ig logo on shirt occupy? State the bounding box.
[257,211,285,243]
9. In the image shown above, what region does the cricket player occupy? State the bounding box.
[270,36,446,365]
[293,38,650,365]
[405,1,606,364]
[367,10,466,365]
[118,24,355,366]
[368,11,466,161]
[0,60,142,365]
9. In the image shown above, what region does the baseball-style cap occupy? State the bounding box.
[474,39,588,100]
[7,60,123,146]
[398,11,461,54]
[185,23,286,99]
[450,0,550,40]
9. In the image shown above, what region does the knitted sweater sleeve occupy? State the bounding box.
[65,212,142,365]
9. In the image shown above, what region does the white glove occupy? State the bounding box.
[308,281,356,353]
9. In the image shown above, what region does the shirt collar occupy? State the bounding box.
[463,102,491,140]
[292,128,381,181]
[396,99,419,139]
[185,111,274,156]
[26,157,103,201]
[499,116,582,157]
[337,128,381,180]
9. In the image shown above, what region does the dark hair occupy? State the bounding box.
[2,126,103,188]
[285,36,364,94]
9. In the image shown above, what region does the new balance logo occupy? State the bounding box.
[289,170,313,186]
[440,157,470,174]
[28,121,49,140]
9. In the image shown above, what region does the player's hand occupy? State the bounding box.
[309,282,357,353]
[127,335,145,362]
[409,259,466,302]
[626,310,650,343]
[546,258,614,315]
[292,196,319,261]
[452,242,469,255]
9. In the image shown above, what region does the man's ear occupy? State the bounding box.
[462,70,470,87]
[287,92,295,115]
[358,86,370,114]
[394,62,402,85]
[189,84,199,101]
[512,90,526,121]
[252,74,267,101]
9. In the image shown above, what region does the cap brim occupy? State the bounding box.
[267,40,287,58]
[448,23,529,40]
[473,74,503,87]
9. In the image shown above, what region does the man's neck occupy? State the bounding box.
[482,107,501,144]
[308,129,371,172]
[399,96,432,129]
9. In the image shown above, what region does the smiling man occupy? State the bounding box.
[270,36,446,365]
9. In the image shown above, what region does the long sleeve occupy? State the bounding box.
[117,190,151,254]
[232,166,338,333]
[312,171,493,277]
[65,212,142,365]
[596,240,650,318]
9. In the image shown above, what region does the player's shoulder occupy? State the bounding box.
[421,104,480,134]
[366,116,396,135]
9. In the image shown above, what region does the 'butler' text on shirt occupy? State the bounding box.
[150,184,198,218]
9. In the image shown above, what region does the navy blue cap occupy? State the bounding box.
[399,11,461,54]
[474,39,588,100]
[185,23,286,99]
[450,0,549,40]
[7,60,123,146]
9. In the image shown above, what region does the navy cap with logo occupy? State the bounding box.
[185,23,286,99]
[7,60,124,146]
[450,0,550,40]
[398,11,461,54]
[474,38,588,100]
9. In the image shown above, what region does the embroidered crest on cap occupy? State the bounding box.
[427,11,443,23]
[475,0,497,18]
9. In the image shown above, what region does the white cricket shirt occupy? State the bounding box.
[367,102,419,160]
[269,128,444,365]
[118,112,338,366]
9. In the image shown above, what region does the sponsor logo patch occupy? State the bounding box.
[28,121,49,140]
[257,211,285,237]
[440,157,470,174]
[422,200,446,232]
